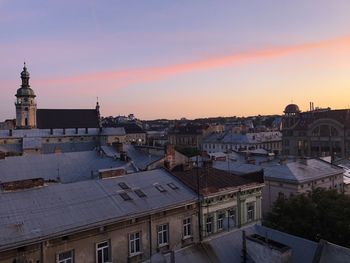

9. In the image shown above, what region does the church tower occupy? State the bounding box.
[15,63,37,129]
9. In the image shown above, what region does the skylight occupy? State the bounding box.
[167,183,179,190]
[155,184,167,193]
[119,192,132,201]
[134,189,147,198]
[118,182,130,190]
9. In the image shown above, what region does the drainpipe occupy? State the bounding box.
[149,215,152,262]
[40,241,44,263]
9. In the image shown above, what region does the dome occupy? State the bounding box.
[21,67,30,78]
[16,87,36,97]
[284,104,300,114]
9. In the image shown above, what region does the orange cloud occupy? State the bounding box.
[36,35,350,92]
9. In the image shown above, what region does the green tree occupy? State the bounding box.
[264,188,350,247]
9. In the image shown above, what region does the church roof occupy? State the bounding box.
[37,109,99,129]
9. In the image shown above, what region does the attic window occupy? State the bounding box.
[118,182,130,190]
[167,183,179,190]
[155,184,167,193]
[119,192,132,201]
[134,189,147,198]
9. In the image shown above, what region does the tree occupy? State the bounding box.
[264,188,350,248]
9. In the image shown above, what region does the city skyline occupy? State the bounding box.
[1,1,350,120]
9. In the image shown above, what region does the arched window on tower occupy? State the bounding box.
[25,118,28,126]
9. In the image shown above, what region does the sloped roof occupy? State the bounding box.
[313,240,350,263]
[0,169,197,251]
[172,224,318,263]
[263,158,343,183]
[124,144,164,171]
[37,109,99,129]
[171,167,264,195]
[0,151,131,183]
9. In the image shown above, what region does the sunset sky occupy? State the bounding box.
[1,1,350,120]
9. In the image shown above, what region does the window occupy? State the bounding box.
[158,224,169,246]
[217,213,224,231]
[155,184,167,193]
[167,183,179,190]
[57,250,74,263]
[228,209,236,227]
[129,232,141,255]
[206,216,213,234]
[119,192,132,201]
[134,189,146,198]
[183,217,192,238]
[118,182,130,190]
[247,203,255,222]
[96,241,110,263]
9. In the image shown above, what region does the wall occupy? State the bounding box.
[0,204,198,263]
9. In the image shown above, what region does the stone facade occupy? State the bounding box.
[282,103,350,158]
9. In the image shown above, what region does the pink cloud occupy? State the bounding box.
[36,35,350,94]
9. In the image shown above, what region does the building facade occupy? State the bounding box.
[262,158,344,214]
[0,169,199,263]
[282,103,350,158]
[172,166,264,238]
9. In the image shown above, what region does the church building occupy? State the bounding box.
[0,64,125,155]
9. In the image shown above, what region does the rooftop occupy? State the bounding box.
[0,169,197,251]
[171,167,264,195]
[0,150,133,184]
[263,158,343,183]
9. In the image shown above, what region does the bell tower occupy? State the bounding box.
[15,63,37,129]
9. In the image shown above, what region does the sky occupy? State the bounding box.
[1,1,350,120]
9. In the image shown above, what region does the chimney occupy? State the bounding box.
[9,129,12,137]
[63,128,66,135]
[75,128,78,134]
[50,128,53,135]
[85,127,88,134]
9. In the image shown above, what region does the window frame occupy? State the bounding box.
[206,216,213,234]
[96,240,111,263]
[183,217,192,239]
[157,224,169,247]
[129,231,142,256]
[247,202,255,222]
[57,250,74,263]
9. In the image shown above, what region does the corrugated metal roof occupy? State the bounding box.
[0,169,197,250]
[0,151,132,183]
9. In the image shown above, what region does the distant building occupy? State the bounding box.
[0,64,126,155]
[172,165,264,238]
[282,103,350,158]
[168,124,224,149]
[202,131,282,155]
[262,158,344,213]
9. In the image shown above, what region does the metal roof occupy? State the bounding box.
[172,224,318,263]
[0,151,132,184]
[0,169,197,251]
[263,159,343,183]
[124,144,164,171]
